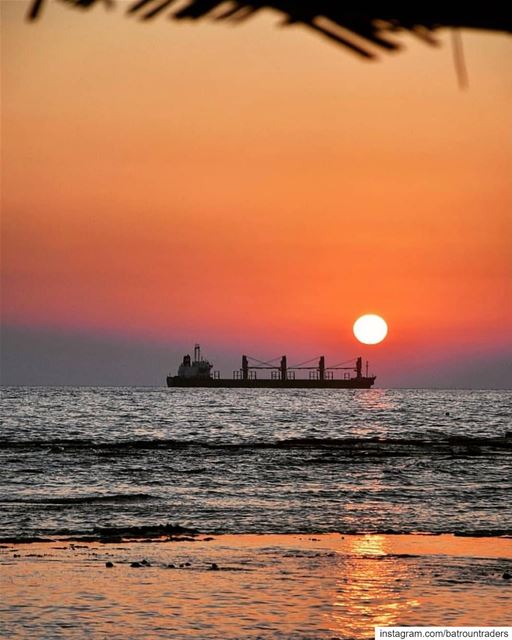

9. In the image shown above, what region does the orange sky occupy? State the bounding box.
[1,1,511,385]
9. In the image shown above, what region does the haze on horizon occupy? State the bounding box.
[1,1,511,388]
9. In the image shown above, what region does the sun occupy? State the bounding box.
[353,314,388,345]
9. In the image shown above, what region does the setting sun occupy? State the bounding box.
[353,314,388,345]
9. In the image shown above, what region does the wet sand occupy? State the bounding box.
[1,534,511,639]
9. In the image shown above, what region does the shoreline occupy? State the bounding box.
[2,529,512,546]
[2,533,511,639]
[3,532,512,560]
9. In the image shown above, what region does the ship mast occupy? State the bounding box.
[280,356,287,381]
[242,355,249,380]
[319,356,325,381]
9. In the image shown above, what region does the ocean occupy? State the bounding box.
[1,387,511,541]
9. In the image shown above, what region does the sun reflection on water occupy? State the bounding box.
[353,389,397,412]
[329,534,420,638]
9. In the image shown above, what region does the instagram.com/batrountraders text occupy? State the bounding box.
[376,628,512,640]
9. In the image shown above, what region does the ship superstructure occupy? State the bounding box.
[167,345,376,389]
[177,344,213,380]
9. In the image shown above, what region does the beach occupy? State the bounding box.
[1,387,511,638]
[2,533,511,639]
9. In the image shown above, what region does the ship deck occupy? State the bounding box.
[166,377,376,389]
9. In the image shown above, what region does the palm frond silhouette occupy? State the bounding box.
[27,1,512,60]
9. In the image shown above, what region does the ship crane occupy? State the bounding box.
[241,354,368,381]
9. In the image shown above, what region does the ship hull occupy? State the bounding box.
[166,376,376,389]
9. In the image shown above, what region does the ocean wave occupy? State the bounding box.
[0,493,154,505]
[0,524,510,545]
[1,435,510,457]
[0,523,200,544]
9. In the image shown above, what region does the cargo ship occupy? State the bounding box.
[166,345,376,389]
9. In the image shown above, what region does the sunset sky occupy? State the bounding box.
[1,2,511,387]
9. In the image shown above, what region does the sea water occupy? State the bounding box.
[1,387,511,540]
